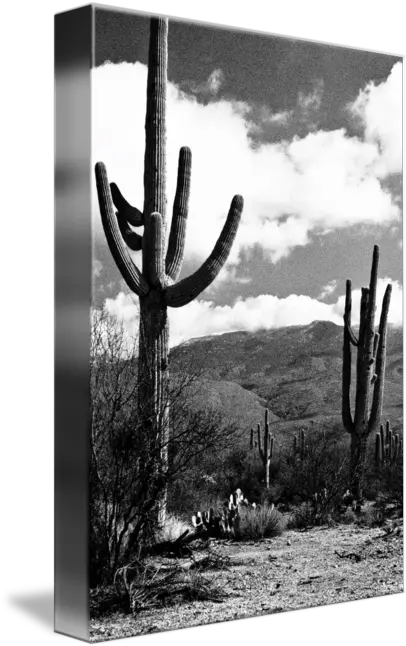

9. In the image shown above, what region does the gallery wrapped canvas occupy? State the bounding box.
[55,4,403,642]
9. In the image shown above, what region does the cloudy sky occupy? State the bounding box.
[92,7,402,347]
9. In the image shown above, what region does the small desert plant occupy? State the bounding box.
[288,501,335,529]
[339,507,357,525]
[261,483,284,506]
[233,503,284,540]
[287,503,313,529]
[355,505,385,528]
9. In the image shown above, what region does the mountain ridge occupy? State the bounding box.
[171,320,403,439]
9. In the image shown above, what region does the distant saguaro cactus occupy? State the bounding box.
[292,428,307,462]
[250,409,275,488]
[95,18,243,524]
[374,420,403,467]
[342,245,392,501]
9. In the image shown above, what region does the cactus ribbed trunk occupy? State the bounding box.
[342,246,392,503]
[350,433,368,503]
[138,292,169,525]
[138,19,168,525]
[95,16,243,533]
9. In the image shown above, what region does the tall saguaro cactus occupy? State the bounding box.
[342,245,391,501]
[95,18,243,525]
[250,409,275,488]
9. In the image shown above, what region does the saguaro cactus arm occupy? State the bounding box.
[116,213,143,251]
[368,283,392,433]
[373,332,380,359]
[353,287,371,430]
[165,147,192,281]
[342,280,354,433]
[257,423,264,460]
[95,162,149,296]
[343,280,359,347]
[110,182,144,226]
[366,245,379,329]
[164,195,243,307]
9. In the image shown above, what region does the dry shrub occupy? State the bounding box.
[287,501,336,529]
[233,503,284,540]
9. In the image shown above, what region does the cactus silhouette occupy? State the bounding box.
[95,17,243,524]
[292,428,307,462]
[342,245,391,501]
[250,409,275,488]
[374,420,403,468]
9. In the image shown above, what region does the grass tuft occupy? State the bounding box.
[233,503,284,540]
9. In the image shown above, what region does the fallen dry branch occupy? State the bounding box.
[114,547,229,613]
[147,527,213,559]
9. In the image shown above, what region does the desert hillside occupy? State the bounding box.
[171,321,403,440]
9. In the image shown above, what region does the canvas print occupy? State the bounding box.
[90,6,403,641]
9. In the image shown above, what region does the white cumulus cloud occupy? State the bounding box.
[349,61,402,177]
[92,62,401,275]
[104,277,402,348]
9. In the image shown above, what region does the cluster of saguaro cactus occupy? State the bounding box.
[192,488,257,538]
[375,421,403,468]
[292,429,307,462]
[95,18,243,524]
[342,245,392,501]
[250,409,275,488]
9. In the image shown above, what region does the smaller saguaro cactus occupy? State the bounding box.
[374,420,403,467]
[342,245,392,500]
[292,428,307,462]
[250,409,275,488]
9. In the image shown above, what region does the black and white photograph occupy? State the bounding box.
[89,4,403,641]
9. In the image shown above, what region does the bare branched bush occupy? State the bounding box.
[90,306,238,585]
[281,426,350,526]
[360,435,403,513]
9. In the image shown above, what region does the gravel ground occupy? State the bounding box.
[90,523,404,642]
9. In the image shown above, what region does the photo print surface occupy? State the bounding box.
[90,6,403,641]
